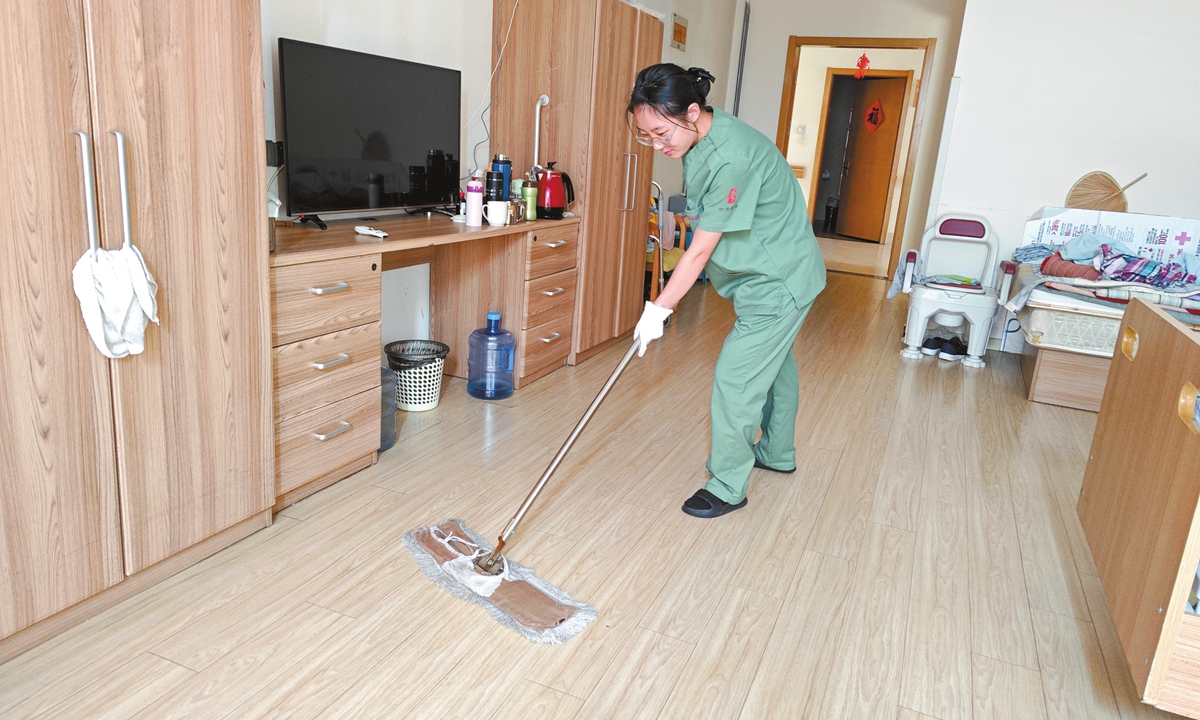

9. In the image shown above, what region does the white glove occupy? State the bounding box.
[634,301,673,357]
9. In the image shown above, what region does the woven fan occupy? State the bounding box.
[1065,171,1147,212]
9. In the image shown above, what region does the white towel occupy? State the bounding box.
[72,242,158,359]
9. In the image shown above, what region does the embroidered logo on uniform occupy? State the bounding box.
[727,188,738,204]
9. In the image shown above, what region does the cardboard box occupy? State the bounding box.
[1023,207,1200,265]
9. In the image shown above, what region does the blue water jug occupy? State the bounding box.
[467,312,515,400]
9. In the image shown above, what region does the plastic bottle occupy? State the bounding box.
[467,312,515,400]
[465,170,484,227]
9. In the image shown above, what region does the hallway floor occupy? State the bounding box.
[0,274,1178,719]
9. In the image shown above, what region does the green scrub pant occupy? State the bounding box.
[705,299,812,503]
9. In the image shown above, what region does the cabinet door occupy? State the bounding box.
[575,0,640,355]
[0,0,123,636]
[615,11,664,336]
[83,0,274,572]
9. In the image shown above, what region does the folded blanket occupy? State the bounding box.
[1014,244,1054,263]
[1041,252,1101,280]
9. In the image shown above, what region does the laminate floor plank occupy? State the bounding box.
[571,627,694,720]
[899,499,972,720]
[820,521,917,720]
[1031,608,1121,720]
[729,448,838,599]
[739,551,856,720]
[971,653,1049,720]
[23,651,192,720]
[655,586,780,720]
[488,679,584,720]
[967,477,1040,671]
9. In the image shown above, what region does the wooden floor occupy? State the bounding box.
[0,273,1183,719]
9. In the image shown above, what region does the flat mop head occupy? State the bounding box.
[403,519,597,644]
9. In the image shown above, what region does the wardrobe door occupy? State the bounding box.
[0,0,123,636]
[615,11,663,336]
[575,0,640,356]
[83,0,274,573]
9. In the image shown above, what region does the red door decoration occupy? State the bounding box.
[864,99,884,134]
[854,53,870,79]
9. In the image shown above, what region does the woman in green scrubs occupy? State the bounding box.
[630,64,826,518]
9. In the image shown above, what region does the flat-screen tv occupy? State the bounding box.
[278,39,461,217]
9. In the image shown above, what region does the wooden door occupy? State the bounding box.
[615,11,664,336]
[575,0,639,356]
[1077,299,1200,698]
[837,75,908,242]
[83,0,274,573]
[0,0,124,636]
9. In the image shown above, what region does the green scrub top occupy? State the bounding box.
[683,108,826,315]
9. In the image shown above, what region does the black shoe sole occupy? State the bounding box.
[753,458,796,474]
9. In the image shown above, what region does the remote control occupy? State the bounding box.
[354,225,388,238]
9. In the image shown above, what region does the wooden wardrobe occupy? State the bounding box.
[490,0,663,363]
[0,0,272,659]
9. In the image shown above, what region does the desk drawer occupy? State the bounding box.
[526,227,577,280]
[524,269,576,330]
[272,255,381,346]
[274,321,381,421]
[276,387,380,495]
[520,314,572,378]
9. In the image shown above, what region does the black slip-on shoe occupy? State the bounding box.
[939,336,968,362]
[682,488,747,518]
[921,336,945,356]
[753,457,797,474]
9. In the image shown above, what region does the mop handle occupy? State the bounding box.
[488,337,641,557]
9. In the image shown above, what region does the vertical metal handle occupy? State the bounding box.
[72,130,100,253]
[628,152,639,211]
[621,152,633,211]
[109,130,133,247]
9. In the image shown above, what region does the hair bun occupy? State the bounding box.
[688,67,716,84]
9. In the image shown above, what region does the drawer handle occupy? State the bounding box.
[540,332,562,343]
[542,240,568,248]
[311,353,351,371]
[313,421,351,441]
[310,282,351,296]
[541,287,566,297]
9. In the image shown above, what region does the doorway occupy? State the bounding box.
[775,37,935,278]
[813,71,911,244]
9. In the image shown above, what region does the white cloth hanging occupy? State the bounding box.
[72,241,158,359]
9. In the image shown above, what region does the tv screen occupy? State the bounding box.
[278,39,462,216]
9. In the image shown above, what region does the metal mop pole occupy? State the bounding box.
[477,337,640,573]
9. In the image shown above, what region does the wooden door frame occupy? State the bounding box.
[808,69,912,243]
[776,36,936,276]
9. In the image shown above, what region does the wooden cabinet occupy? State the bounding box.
[0,0,271,653]
[520,227,580,382]
[270,256,382,507]
[1077,299,1200,716]
[491,0,662,363]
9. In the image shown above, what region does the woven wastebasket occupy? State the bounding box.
[384,340,450,411]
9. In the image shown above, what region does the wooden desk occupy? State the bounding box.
[269,213,581,507]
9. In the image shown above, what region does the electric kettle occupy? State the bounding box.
[536,162,574,220]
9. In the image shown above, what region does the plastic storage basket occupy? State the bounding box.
[385,340,450,411]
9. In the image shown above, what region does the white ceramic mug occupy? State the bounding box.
[482,200,507,227]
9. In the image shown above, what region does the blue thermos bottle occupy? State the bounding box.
[467,312,515,400]
[491,154,512,200]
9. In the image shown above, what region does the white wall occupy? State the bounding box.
[723,0,966,250]
[261,0,494,344]
[633,0,739,198]
[936,0,1200,262]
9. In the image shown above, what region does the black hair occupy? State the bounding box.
[627,63,716,120]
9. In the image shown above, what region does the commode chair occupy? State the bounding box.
[900,215,1010,369]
